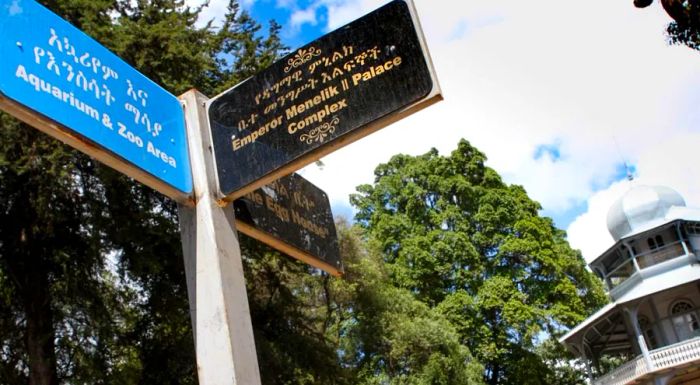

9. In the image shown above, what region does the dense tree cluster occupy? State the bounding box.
[1,2,607,385]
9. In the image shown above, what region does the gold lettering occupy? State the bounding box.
[287,99,347,134]
[267,180,289,197]
[293,191,315,210]
[286,104,301,119]
[352,56,402,86]
[291,209,328,239]
[285,86,339,120]
[265,195,290,222]
[244,191,263,205]
[231,116,282,152]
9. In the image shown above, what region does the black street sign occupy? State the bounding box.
[208,0,441,200]
[233,173,342,275]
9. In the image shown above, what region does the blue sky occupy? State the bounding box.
[195,0,700,262]
[244,0,328,48]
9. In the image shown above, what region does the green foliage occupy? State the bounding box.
[333,223,484,385]
[242,237,348,385]
[0,106,120,384]
[236,220,484,385]
[351,140,607,384]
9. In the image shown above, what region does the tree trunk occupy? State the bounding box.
[23,265,58,385]
[487,362,500,385]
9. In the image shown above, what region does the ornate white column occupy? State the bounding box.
[624,306,655,371]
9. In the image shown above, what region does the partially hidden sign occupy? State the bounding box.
[0,0,192,201]
[208,0,441,200]
[233,173,342,276]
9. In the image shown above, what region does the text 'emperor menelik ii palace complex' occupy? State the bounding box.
[561,185,700,385]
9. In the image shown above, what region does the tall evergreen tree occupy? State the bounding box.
[332,221,485,385]
[350,140,607,384]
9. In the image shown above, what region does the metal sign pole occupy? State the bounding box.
[177,90,261,385]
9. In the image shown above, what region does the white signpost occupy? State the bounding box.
[178,90,261,384]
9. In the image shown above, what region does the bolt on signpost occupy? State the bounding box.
[0,0,440,384]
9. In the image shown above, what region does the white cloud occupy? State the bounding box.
[186,0,258,28]
[188,0,699,263]
[282,0,385,33]
[290,6,319,29]
[276,0,296,9]
[566,180,631,263]
[295,0,699,263]
[567,133,700,262]
[320,0,385,30]
[186,0,229,28]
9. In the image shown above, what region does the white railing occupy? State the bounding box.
[593,337,700,385]
[592,357,647,385]
[650,336,700,369]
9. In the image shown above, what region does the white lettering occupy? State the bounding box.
[147,141,176,168]
[118,123,144,147]
[15,64,28,81]
[14,64,100,122]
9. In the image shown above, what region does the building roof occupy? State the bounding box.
[606,185,686,241]
[559,264,700,347]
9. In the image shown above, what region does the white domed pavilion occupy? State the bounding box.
[560,185,700,385]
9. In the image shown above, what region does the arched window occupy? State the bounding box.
[647,235,665,251]
[637,315,658,349]
[647,238,656,250]
[655,235,665,248]
[686,223,700,235]
[670,300,700,341]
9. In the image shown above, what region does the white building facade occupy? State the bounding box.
[560,185,700,385]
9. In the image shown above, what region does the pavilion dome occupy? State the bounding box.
[606,185,686,241]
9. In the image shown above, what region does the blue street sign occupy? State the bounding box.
[0,0,192,195]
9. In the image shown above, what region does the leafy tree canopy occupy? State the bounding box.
[351,139,607,384]
[662,0,700,50]
[236,220,486,385]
